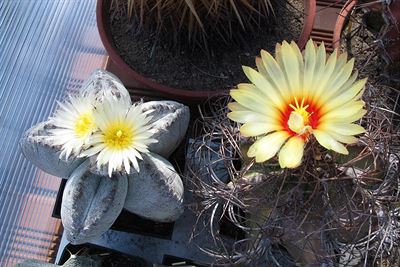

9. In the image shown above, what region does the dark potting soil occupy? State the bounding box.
[109,0,304,91]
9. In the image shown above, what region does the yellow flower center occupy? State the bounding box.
[288,97,312,135]
[103,122,133,150]
[74,113,95,138]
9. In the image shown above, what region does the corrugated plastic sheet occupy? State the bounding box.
[0,0,106,265]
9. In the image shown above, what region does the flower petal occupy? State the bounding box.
[313,49,337,101]
[228,110,280,124]
[303,40,317,99]
[228,101,247,112]
[278,136,305,168]
[240,122,281,137]
[80,143,106,157]
[242,66,285,110]
[328,132,358,144]
[320,100,365,120]
[320,123,366,136]
[309,42,326,92]
[230,89,269,112]
[321,78,367,113]
[313,129,349,154]
[280,41,301,97]
[230,89,281,118]
[260,49,290,101]
[247,131,290,163]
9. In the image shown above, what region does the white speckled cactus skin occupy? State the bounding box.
[61,160,128,245]
[20,70,189,244]
[124,153,184,222]
[20,121,85,179]
[80,69,132,106]
[140,101,190,158]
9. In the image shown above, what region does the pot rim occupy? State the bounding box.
[332,0,358,49]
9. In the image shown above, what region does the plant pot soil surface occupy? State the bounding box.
[109,0,304,91]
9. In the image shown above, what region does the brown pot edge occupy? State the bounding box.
[332,0,358,49]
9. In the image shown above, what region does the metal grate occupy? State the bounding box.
[0,1,106,266]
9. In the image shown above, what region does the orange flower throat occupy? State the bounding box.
[282,97,320,139]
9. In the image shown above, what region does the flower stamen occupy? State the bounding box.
[287,97,313,137]
[104,123,133,150]
[74,113,94,138]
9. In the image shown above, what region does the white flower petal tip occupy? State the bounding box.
[20,121,85,179]
[80,69,131,106]
[124,153,184,222]
[87,155,142,177]
[139,101,190,158]
[279,137,305,169]
[228,39,367,168]
[61,160,128,244]
[82,99,156,177]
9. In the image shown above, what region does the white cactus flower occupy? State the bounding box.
[48,93,97,159]
[81,98,157,177]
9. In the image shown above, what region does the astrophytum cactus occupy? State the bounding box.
[20,69,189,244]
[20,69,130,178]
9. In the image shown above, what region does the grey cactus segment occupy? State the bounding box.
[14,260,57,267]
[80,69,131,105]
[61,160,128,244]
[124,153,184,222]
[141,101,190,158]
[62,255,102,267]
[20,121,85,179]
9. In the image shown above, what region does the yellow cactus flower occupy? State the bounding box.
[228,39,367,168]
[81,99,157,177]
[49,94,97,159]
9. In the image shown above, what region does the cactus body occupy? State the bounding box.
[124,153,184,222]
[141,100,190,158]
[61,160,128,244]
[20,121,85,179]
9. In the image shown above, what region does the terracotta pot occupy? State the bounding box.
[301,0,357,52]
[333,0,400,62]
[298,0,317,50]
[96,0,316,103]
[333,0,358,50]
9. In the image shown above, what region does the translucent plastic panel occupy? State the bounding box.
[0,0,106,265]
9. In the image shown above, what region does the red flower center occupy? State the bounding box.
[281,97,320,139]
